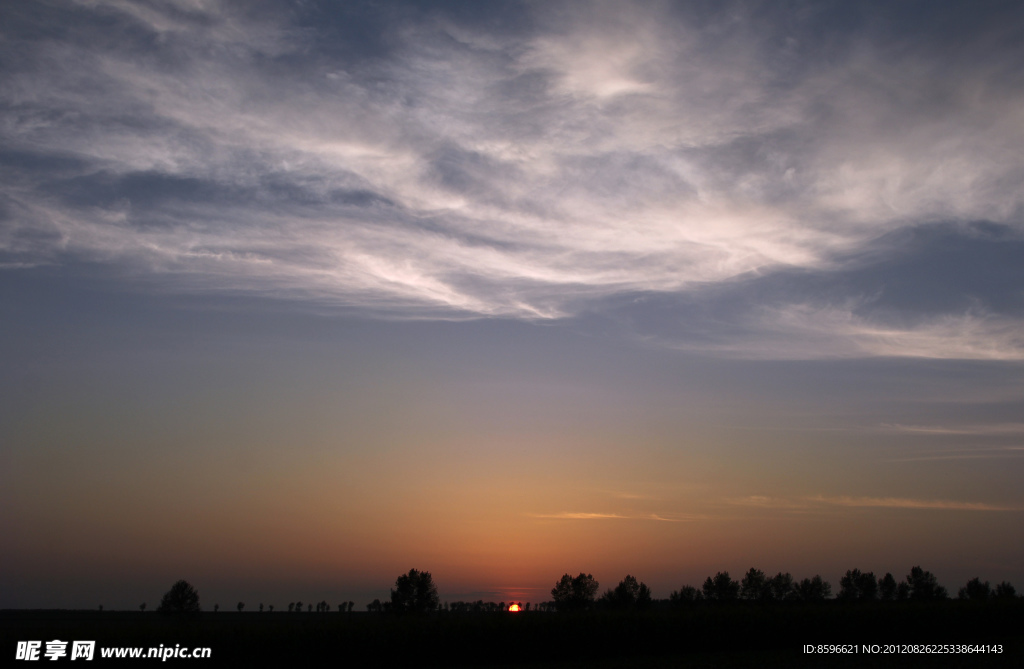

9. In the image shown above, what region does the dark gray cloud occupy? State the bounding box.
[2,0,1023,354]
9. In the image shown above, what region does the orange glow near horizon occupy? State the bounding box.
[508,604,521,612]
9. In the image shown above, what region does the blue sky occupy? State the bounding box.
[2,0,1023,609]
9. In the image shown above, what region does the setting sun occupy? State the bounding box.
[508,604,521,613]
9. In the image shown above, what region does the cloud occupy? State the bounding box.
[885,451,1024,463]
[726,496,811,510]
[530,512,628,520]
[880,424,1024,436]
[529,512,690,522]
[3,1,1023,353]
[747,306,1024,360]
[807,495,1021,512]
[641,302,1024,360]
[729,494,1021,512]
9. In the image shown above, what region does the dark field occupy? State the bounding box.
[4,601,1022,667]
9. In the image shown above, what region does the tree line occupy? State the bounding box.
[151,566,1018,615]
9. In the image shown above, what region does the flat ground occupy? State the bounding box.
[3,601,1021,667]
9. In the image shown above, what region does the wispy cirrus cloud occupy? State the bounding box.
[709,306,1024,360]
[885,450,1024,463]
[880,424,1024,436]
[729,495,1021,512]
[808,495,1022,512]
[529,512,691,522]
[3,1,1024,356]
[530,512,628,520]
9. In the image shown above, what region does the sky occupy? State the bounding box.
[2,0,1023,610]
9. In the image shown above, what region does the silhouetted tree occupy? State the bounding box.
[839,569,878,600]
[307,603,312,612]
[139,603,146,612]
[213,603,219,613]
[906,566,947,601]
[296,600,303,612]
[268,605,274,612]
[599,575,652,610]
[769,572,796,601]
[551,573,600,611]
[236,602,244,613]
[288,603,294,613]
[958,578,991,601]
[702,572,739,601]
[348,600,355,612]
[740,568,769,601]
[794,576,831,601]
[878,572,898,600]
[390,569,440,614]
[994,582,1016,599]
[259,603,264,613]
[670,585,703,605]
[367,599,384,613]
[157,580,200,615]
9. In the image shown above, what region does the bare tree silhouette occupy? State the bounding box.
[139,603,146,612]
[237,602,244,613]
